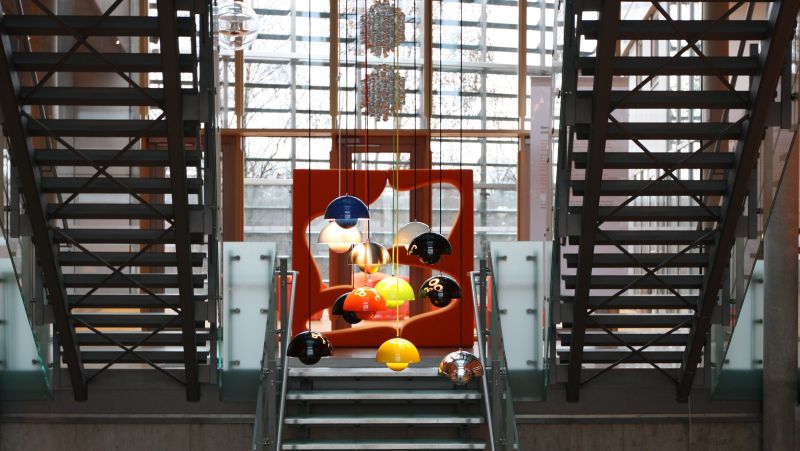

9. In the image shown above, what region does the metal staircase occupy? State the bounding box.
[554,0,798,401]
[280,366,486,450]
[0,1,217,401]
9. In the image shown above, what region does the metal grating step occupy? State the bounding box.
[560,295,698,310]
[574,122,743,140]
[564,253,709,268]
[0,15,194,36]
[564,314,694,329]
[18,87,173,106]
[68,294,206,309]
[571,180,727,196]
[35,149,202,167]
[281,439,486,450]
[12,52,195,73]
[286,390,481,401]
[569,206,721,222]
[79,350,209,364]
[62,273,206,288]
[72,313,204,328]
[77,331,209,346]
[567,229,715,245]
[27,119,198,138]
[59,251,205,267]
[42,177,203,194]
[581,20,770,40]
[284,414,484,426]
[54,229,204,244]
[578,56,759,76]
[562,274,703,290]
[571,151,736,169]
[47,203,203,220]
[558,350,685,364]
[558,332,690,346]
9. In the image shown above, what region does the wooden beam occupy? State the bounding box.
[235,49,244,128]
[221,134,245,241]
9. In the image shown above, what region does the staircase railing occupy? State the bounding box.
[252,257,297,451]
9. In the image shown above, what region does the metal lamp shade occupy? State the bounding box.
[324,195,369,228]
[287,331,333,365]
[408,232,452,264]
[330,293,361,324]
[419,275,461,308]
[376,337,421,372]
[318,222,361,253]
[343,287,387,320]
[438,350,483,385]
[350,241,391,274]
[375,276,415,308]
[394,221,430,249]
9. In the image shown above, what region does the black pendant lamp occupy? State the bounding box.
[418,275,461,308]
[408,231,451,264]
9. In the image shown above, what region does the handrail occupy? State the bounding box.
[469,269,496,451]
[275,267,298,449]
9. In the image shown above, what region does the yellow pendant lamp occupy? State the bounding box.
[375,276,415,308]
[318,221,361,253]
[376,337,420,372]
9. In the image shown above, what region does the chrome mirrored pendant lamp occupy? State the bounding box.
[216,1,262,51]
[350,241,391,273]
[438,350,483,385]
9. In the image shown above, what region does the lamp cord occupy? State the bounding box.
[307,0,312,332]
[458,0,464,352]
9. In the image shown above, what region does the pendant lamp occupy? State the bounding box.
[438,350,483,385]
[376,337,420,372]
[419,275,461,308]
[351,241,391,273]
[394,221,430,249]
[331,292,362,325]
[375,276,415,308]
[287,331,334,366]
[408,231,452,264]
[343,286,386,320]
[319,222,361,253]
[216,1,261,51]
[325,195,370,228]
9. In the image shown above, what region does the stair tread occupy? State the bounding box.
[560,295,698,309]
[572,151,736,169]
[54,229,204,244]
[281,439,486,450]
[574,122,743,140]
[562,274,703,289]
[286,389,481,401]
[35,149,202,166]
[79,349,208,363]
[62,273,205,288]
[13,52,195,73]
[27,119,197,138]
[71,313,203,328]
[77,331,208,346]
[564,253,708,268]
[578,56,758,76]
[59,251,205,267]
[68,294,206,308]
[557,350,685,363]
[1,15,193,36]
[288,367,441,378]
[47,203,203,219]
[18,87,174,106]
[284,414,484,425]
[569,206,721,221]
[558,332,690,346]
[581,20,769,40]
[565,314,694,328]
[42,177,202,194]
[567,229,715,245]
[571,180,727,196]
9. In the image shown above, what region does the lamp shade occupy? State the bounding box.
[350,241,391,273]
[319,222,361,253]
[395,221,430,249]
[375,276,415,308]
[287,331,333,365]
[408,232,452,264]
[343,287,386,320]
[331,293,361,324]
[438,350,483,385]
[419,275,461,308]
[324,195,369,228]
[216,1,261,51]
[376,337,421,372]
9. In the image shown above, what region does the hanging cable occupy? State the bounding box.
[458,0,464,351]
[307,0,313,332]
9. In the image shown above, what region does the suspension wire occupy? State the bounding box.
[392,0,401,336]
[307,0,313,332]
[411,0,418,220]
[363,0,370,247]
[458,0,464,351]
[437,0,443,238]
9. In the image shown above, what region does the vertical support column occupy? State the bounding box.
[222,133,245,241]
[762,139,798,451]
[330,0,339,128]
[517,1,530,241]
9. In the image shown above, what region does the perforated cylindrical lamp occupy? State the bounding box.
[376,337,421,372]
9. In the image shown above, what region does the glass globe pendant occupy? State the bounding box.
[318,222,361,253]
[419,275,461,308]
[287,331,333,365]
[438,350,483,385]
[343,287,387,320]
[324,195,370,228]
[375,276,415,308]
[350,241,391,274]
[394,221,430,249]
[216,1,261,51]
[408,231,452,264]
[376,337,420,372]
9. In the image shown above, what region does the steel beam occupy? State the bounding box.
[566,0,620,402]
[157,0,200,401]
[677,0,800,400]
[0,18,87,400]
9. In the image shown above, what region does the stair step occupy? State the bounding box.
[47,203,203,220]
[0,15,194,36]
[68,294,206,309]
[564,253,708,268]
[564,314,694,329]
[13,52,195,73]
[574,122,743,140]
[42,177,203,194]
[284,414,483,425]
[18,87,172,106]
[559,332,690,346]
[282,439,486,450]
[62,273,205,288]
[80,350,208,364]
[578,56,758,76]
[286,390,481,401]
[35,149,202,167]
[27,119,197,138]
[581,0,772,12]
[54,229,204,244]
[568,229,715,245]
[288,367,440,378]
[572,151,736,169]
[561,295,698,309]
[582,20,769,40]
[72,313,203,328]
[59,251,205,267]
[571,180,727,196]
[77,331,209,346]
[557,350,685,364]
[562,274,703,289]
[569,206,721,222]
